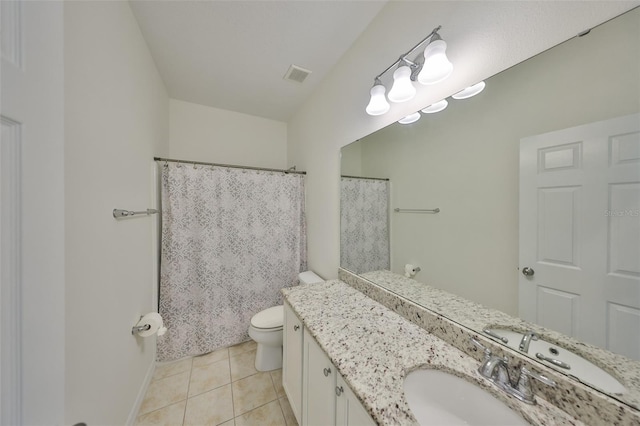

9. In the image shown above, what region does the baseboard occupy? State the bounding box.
[126,359,156,425]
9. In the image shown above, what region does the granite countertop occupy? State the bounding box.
[282,280,582,426]
[359,270,640,409]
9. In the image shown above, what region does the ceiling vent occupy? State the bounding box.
[283,64,312,83]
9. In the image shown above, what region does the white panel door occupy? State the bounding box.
[1,1,65,423]
[520,114,640,359]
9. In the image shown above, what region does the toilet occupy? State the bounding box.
[248,271,324,371]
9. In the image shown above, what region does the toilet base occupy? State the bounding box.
[255,343,283,371]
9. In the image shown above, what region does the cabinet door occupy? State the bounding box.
[283,302,303,425]
[302,328,336,426]
[336,373,376,426]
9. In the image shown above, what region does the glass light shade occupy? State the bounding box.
[388,65,416,103]
[452,81,486,99]
[421,99,448,114]
[418,40,453,85]
[398,112,421,124]
[365,84,391,116]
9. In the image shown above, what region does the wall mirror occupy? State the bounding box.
[340,8,640,408]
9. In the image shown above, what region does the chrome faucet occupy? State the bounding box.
[471,337,555,405]
[519,330,538,353]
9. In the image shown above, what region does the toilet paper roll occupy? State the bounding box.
[404,264,419,278]
[136,312,166,337]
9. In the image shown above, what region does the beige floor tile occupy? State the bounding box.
[270,369,286,398]
[193,347,229,367]
[230,350,258,381]
[183,384,234,426]
[189,358,231,397]
[232,371,277,416]
[139,371,190,415]
[228,340,257,357]
[153,358,193,381]
[278,397,298,426]
[235,400,285,426]
[135,400,186,426]
[219,420,235,426]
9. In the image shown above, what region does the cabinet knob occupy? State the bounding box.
[293,324,300,331]
[335,385,344,396]
[323,367,332,377]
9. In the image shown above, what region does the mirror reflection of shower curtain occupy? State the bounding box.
[340,177,390,274]
[157,162,306,362]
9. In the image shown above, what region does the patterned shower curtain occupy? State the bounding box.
[340,177,390,274]
[158,162,306,361]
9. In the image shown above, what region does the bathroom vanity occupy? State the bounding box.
[283,300,375,426]
[281,279,591,425]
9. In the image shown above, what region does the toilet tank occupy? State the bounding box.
[298,271,324,285]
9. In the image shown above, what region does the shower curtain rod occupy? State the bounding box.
[341,175,389,181]
[154,157,306,175]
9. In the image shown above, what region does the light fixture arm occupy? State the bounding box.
[374,25,442,81]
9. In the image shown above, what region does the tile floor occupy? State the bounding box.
[136,340,298,426]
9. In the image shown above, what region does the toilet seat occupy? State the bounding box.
[250,305,283,330]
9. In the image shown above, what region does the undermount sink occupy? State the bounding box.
[485,328,626,395]
[404,369,528,425]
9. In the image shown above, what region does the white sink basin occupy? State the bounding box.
[404,369,528,426]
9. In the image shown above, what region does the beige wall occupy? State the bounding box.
[169,99,287,169]
[64,2,169,424]
[287,1,637,281]
[345,8,639,315]
[340,141,362,177]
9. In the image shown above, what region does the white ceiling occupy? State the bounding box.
[129,0,387,122]
[130,1,639,124]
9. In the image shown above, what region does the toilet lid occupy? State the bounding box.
[251,305,283,329]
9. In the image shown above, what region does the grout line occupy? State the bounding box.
[181,359,194,425]
[234,398,281,422]
[185,358,194,400]
[276,397,288,426]
[229,352,237,419]
[268,371,279,397]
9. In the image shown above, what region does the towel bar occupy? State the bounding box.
[113,209,158,218]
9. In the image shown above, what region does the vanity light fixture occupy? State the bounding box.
[421,99,448,114]
[365,78,391,116]
[417,34,453,85]
[366,26,452,115]
[398,112,421,124]
[452,81,486,99]
[388,64,416,103]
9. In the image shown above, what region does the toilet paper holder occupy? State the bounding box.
[132,323,151,335]
[131,313,167,337]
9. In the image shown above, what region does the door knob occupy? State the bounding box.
[323,367,332,377]
[293,324,299,331]
[522,267,535,277]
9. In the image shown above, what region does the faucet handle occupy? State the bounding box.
[519,366,556,387]
[470,337,492,359]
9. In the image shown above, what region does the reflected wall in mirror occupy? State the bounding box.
[340,8,640,407]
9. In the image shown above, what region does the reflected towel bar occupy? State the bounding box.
[113,209,159,218]
[394,208,440,214]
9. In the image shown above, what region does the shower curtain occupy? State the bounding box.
[340,177,390,274]
[158,162,306,361]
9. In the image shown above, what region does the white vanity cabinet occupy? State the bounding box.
[335,374,375,426]
[302,327,336,425]
[301,328,375,426]
[283,302,303,424]
[283,301,375,426]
